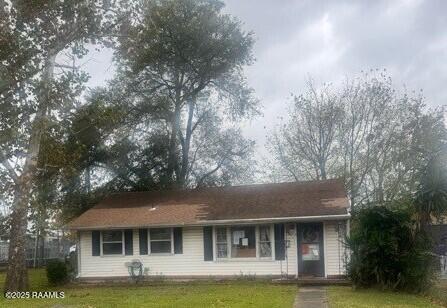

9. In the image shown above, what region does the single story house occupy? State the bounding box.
[68,179,350,280]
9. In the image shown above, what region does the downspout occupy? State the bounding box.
[285,236,289,278]
[337,222,341,275]
[76,232,81,278]
[345,219,350,274]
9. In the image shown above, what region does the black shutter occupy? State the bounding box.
[203,226,213,261]
[274,223,285,260]
[92,230,100,256]
[139,229,148,255]
[124,229,133,255]
[173,227,183,254]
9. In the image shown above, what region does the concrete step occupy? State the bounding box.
[273,278,351,286]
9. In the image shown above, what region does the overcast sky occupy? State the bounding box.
[83,0,447,159]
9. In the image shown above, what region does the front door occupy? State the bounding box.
[297,222,325,277]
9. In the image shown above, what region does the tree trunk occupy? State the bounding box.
[5,184,30,291]
[4,53,56,292]
[85,165,91,194]
[40,236,45,266]
[167,103,181,186]
[319,157,327,180]
[178,99,195,187]
[377,170,384,203]
[33,229,39,268]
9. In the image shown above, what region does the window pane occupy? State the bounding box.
[231,226,256,258]
[259,226,270,242]
[103,230,122,242]
[216,227,227,242]
[150,228,171,240]
[259,225,272,258]
[302,227,320,243]
[151,241,171,253]
[103,242,122,255]
[260,242,272,258]
[217,243,228,258]
[302,244,320,260]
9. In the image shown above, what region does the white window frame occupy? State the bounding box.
[148,227,174,255]
[213,224,274,261]
[215,226,229,259]
[100,230,124,256]
[258,224,274,259]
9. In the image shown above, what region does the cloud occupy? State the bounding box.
[83,0,447,160]
[223,0,447,158]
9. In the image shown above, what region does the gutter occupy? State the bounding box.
[198,213,351,224]
[67,213,351,230]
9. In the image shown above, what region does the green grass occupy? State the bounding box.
[0,269,297,308]
[427,280,447,307]
[2,269,445,307]
[327,286,442,308]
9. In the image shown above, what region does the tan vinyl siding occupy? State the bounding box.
[79,226,298,278]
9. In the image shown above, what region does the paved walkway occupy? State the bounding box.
[293,286,328,308]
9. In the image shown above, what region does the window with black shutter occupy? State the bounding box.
[139,229,148,255]
[102,230,123,255]
[203,226,213,261]
[274,223,285,260]
[124,229,133,255]
[92,230,100,256]
[149,228,172,253]
[173,227,183,254]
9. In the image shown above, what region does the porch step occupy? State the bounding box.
[272,278,351,286]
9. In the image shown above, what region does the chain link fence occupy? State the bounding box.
[0,234,73,267]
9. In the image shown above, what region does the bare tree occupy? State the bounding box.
[338,72,395,205]
[268,80,343,181]
[267,70,446,207]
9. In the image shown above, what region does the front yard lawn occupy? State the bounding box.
[428,280,447,307]
[327,286,442,308]
[0,269,297,308]
[2,269,445,307]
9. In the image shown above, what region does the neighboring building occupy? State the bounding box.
[0,231,72,266]
[68,179,350,280]
[430,223,447,256]
[427,218,447,278]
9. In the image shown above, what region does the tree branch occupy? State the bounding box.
[0,150,19,184]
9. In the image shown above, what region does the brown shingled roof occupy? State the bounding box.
[68,179,349,229]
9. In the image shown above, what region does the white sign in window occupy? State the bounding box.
[302,244,320,261]
[231,226,256,258]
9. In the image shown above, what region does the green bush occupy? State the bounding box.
[347,206,437,292]
[67,251,77,279]
[46,259,69,285]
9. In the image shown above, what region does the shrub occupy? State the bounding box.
[347,206,437,292]
[46,259,69,285]
[67,251,77,279]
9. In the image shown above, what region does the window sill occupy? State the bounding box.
[215,258,275,262]
[100,254,125,257]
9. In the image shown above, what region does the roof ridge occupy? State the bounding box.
[104,178,344,197]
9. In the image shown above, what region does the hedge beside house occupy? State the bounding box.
[347,206,438,292]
